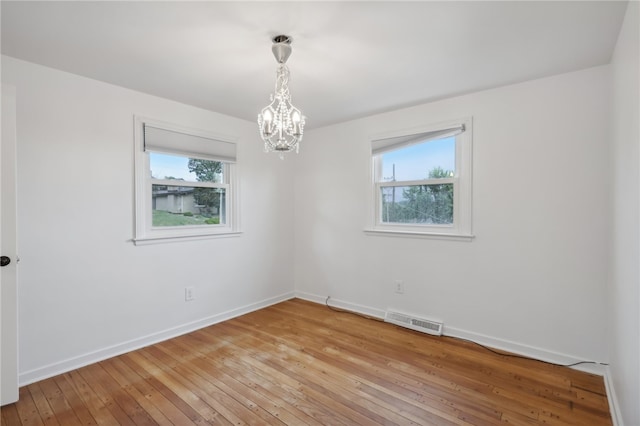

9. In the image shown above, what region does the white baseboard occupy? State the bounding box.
[19,292,295,386]
[442,326,606,376]
[296,291,607,376]
[603,366,622,426]
[295,291,386,319]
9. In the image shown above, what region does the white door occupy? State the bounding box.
[1,85,19,405]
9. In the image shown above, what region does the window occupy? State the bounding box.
[134,117,239,244]
[368,118,473,240]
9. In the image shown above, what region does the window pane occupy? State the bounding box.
[152,185,226,227]
[381,136,455,182]
[381,184,453,224]
[150,152,223,183]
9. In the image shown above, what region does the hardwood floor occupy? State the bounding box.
[1,298,612,425]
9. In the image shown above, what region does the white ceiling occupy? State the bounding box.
[1,1,628,129]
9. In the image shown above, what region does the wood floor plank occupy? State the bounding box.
[1,299,613,425]
[13,386,44,426]
[190,326,366,425]
[98,356,173,425]
[176,332,351,426]
[36,378,82,426]
[230,322,490,424]
[141,344,259,425]
[222,319,466,426]
[62,370,122,425]
[231,313,500,424]
[156,338,295,425]
[51,374,98,426]
[117,354,201,425]
[123,350,218,425]
[1,400,22,426]
[76,363,141,425]
[27,383,61,426]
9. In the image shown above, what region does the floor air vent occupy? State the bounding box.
[385,311,443,336]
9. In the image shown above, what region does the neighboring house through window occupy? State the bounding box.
[134,116,239,244]
[367,117,473,240]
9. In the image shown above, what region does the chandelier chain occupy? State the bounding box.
[275,64,291,101]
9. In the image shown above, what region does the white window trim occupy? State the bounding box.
[133,116,241,245]
[365,117,474,241]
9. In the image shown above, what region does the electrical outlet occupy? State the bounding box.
[185,287,195,301]
[394,280,404,294]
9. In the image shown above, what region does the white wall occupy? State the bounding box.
[294,65,611,365]
[1,56,295,384]
[609,2,639,425]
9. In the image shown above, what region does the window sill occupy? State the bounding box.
[133,231,242,246]
[364,228,474,242]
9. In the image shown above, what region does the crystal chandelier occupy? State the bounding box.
[258,35,306,157]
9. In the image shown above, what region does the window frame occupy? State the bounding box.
[133,116,240,245]
[366,117,474,241]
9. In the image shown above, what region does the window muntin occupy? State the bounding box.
[370,118,472,239]
[134,116,239,244]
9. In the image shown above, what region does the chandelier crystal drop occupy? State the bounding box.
[258,35,306,158]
